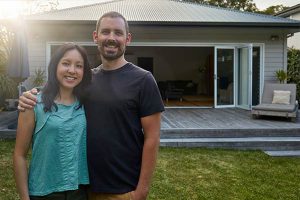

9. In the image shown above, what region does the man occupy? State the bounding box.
[19,11,164,200]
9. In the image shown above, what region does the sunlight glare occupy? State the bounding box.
[0,0,27,19]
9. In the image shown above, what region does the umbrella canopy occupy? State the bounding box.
[7,21,29,79]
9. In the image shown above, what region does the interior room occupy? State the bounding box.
[125,46,215,107]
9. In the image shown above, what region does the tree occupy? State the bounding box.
[258,5,289,15]
[24,0,59,15]
[209,0,258,12]
[181,0,258,12]
[181,0,292,14]
[287,48,300,100]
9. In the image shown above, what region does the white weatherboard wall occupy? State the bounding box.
[26,23,94,75]
[26,23,287,83]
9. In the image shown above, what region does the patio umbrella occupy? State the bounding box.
[7,21,30,79]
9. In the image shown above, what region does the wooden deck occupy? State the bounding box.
[162,108,300,129]
[1,108,300,152]
[0,110,18,139]
[161,108,300,151]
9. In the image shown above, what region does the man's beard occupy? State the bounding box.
[98,40,126,61]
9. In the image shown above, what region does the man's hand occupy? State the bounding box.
[130,190,147,200]
[18,88,38,111]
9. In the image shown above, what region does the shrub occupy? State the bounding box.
[287,48,300,100]
[0,24,14,75]
[0,74,18,107]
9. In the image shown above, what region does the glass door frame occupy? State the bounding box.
[214,46,236,108]
[214,44,253,109]
[235,44,253,110]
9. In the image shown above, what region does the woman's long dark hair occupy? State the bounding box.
[42,43,91,112]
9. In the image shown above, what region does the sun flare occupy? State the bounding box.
[0,0,27,19]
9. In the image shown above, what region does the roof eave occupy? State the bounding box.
[275,4,300,17]
[25,20,300,29]
[132,21,300,28]
[25,19,96,24]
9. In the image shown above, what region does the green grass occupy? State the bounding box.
[0,140,17,200]
[1,140,300,200]
[150,148,300,200]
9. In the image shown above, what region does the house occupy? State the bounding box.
[275,3,300,49]
[24,0,300,109]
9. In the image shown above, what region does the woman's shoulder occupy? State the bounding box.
[34,93,45,114]
[36,92,42,103]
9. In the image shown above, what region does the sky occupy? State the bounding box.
[0,0,299,19]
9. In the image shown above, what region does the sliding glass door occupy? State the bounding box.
[236,45,253,110]
[214,45,253,109]
[214,47,235,108]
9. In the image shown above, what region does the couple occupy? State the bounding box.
[14,11,164,200]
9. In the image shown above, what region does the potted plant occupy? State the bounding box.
[25,68,46,90]
[275,69,287,84]
[32,68,46,88]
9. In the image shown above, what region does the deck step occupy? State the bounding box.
[160,137,300,150]
[161,128,300,138]
[0,130,16,139]
[264,150,300,157]
[0,111,18,129]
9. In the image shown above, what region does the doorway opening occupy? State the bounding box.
[49,43,262,108]
[125,46,215,107]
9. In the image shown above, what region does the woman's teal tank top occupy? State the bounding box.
[28,93,89,196]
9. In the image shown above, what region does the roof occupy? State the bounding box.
[26,0,300,28]
[275,3,300,18]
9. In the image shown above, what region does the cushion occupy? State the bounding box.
[272,90,291,105]
[252,103,295,112]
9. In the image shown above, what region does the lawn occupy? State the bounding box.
[1,140,300,200]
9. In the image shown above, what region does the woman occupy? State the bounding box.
[13,43,91,200]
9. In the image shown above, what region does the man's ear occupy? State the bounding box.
[126,33,132,45]
[93,31,98,43]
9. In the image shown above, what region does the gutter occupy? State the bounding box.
[25,20,300,29]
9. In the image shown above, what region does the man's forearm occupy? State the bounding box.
[135,136,160,199]
[135,113,161,200]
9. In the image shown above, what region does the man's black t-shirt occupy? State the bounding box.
[84,63,164,193]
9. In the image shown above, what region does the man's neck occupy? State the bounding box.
[101,57,128,71]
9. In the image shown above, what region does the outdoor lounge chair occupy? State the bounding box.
[251,83,298,122]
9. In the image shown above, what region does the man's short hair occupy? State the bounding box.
[96,11,129,35]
